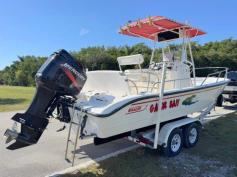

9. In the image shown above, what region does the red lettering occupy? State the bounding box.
[154,103,158,112]
[176,99,180,106]
[150,104,154,113]
[150,99,180,113]
[169,99,180,108]
[162,101,167,110]
[169,100,175,108]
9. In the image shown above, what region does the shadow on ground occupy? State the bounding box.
[0,98,26,105]
[67,139,135,162]
[223,103,237,110]
[61,112,237,177]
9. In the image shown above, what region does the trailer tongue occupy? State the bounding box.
[4,49,87,149]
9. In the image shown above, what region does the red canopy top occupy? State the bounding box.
[119,16,205,42]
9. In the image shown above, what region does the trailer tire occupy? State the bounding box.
[163,128,183,157]
[216,94,223,107]
[183,123,200,148]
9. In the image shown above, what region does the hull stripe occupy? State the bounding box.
[84,81,228,117]
[132,85,222,105]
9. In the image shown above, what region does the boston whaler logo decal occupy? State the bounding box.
[182,95,198,106]
[127,105,147,114]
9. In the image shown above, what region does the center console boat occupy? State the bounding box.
[4,16,229,163]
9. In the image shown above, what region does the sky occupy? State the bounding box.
[0,0,236,70]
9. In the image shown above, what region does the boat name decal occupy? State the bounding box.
[149,99,180,113]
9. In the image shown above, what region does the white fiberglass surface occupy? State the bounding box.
[81,70,130,98]
[76,80,207,115]
[77,70,227,115]
[76,94,144,115]
[195,77,228,86]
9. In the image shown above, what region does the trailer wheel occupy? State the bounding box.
[183,123,200,148]
[163,128,183,157]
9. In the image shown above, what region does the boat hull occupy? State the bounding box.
[81,82,227,138]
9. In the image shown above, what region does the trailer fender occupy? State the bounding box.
[158,118,200,147]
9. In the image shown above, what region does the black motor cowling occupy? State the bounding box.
[4,49,86,149]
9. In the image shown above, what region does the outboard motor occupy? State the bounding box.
[4,49,87,149]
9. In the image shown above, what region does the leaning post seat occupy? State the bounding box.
[117,54,144,71]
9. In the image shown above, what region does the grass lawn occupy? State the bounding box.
[62,112,237,177]
[0,86,35,112]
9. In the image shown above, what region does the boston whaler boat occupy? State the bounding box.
[5,16,229,164]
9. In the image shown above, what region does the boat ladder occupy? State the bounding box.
[65,107,84,166]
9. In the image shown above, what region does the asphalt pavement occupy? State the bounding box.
[0,111,135,177]
[0,103,236,177]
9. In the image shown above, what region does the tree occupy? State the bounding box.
[0,38,236,86]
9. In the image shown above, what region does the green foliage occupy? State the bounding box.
[193,38,237,70]
[1,56,46,86]
[0,70,4,84]
[0,39,237,86]
[71,43,151,71]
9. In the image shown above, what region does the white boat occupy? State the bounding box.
[72,16,228,140]
[5,16,229,163]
